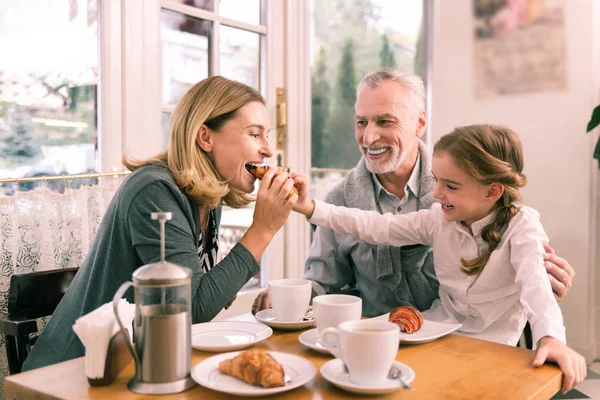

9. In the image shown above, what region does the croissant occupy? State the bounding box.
[245,165,298,198]
[218,349,285,388]
[389,305,424,334]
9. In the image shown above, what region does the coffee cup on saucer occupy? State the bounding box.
[268,279,312,322]
[312,294,362,334]
[320,319,400,385]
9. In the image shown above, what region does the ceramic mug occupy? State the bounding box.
[268,279,312,322]
[312,294,362,334]
[321,319,400,385]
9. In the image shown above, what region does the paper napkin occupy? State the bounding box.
[72,299,135,379]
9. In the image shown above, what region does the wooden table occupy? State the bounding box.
[4,313,562,399]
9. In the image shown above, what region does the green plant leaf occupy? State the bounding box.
[594,136,600,169]
[587,104,600,132]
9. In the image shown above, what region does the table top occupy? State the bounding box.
[5,313,562,399]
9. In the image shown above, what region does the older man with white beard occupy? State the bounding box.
[253,68,574,317]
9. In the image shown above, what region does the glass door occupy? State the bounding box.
[279,0,432,282]
[309,0,429,200]
[157,0,286,317]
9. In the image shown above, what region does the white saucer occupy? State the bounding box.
[298,328,331,354]
[191,321,272,352]
[191,350,316,397]
[320,358,415,395]
[255,308,315,330]
[371,313,462,344]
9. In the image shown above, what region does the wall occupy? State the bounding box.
[432,0,599,361]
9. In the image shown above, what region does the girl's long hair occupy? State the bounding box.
[123,76,265,209]
[434,124,527,276]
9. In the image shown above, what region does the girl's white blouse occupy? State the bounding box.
[309,200,566,347]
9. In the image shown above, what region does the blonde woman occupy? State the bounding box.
[292,125,586,393]
[23,76,298,370]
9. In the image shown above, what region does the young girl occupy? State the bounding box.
[292,124,585,393]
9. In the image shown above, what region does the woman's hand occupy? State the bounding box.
[252,167,297,233]
[533,336,586,393]
[289,172,315,217]
[240,167,297,261]
[543,244,574,301]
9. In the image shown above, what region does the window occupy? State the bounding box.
[160,0,267,291]
[0,0,100,195]
[309,0,429,199]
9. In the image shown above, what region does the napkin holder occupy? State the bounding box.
[87,329,133,386]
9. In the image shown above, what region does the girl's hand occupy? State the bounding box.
[533,336,587,393]
[251,167,298,237]
[289,172,315,217]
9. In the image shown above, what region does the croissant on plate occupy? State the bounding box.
[218,349,285,388]
[389,305,424,334]
[245,165,298,198]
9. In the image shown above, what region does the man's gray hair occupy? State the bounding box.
[357,67,426,112]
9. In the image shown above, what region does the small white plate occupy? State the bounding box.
[371,313,462,344]
[321,358,414,395]
[191,350,316,397]
[255,308,315,330]
[298,328,331,354]
[191,321,273,352]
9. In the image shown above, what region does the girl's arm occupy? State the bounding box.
[510,208,585,393]
[306,199,438,247]
[509,209,565,346]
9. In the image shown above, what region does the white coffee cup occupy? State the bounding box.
[268,279,312,322]
[321,319,400,385]
[312,294,362,334]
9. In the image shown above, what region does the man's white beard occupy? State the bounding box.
[364,146,410,174]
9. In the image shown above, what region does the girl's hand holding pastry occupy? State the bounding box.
[288,172,315,218]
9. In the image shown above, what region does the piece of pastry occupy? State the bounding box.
[389,305,424,334]
[218,349,285,388]
[245,165,298,198]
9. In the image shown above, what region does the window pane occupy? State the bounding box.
[0,0,99,196]
[161,8,212,105]
[168,0,214,12]
[309,0,425,198]
[219,0,262,26]
[219,26,260,90]
[161,112,171,148]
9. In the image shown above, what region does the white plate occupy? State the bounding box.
[191,321,273,352]
[298,328,331,354]
[255,308,315,330]
[191,350,316,397]
[371,313,462,344]
[321,358,414,395]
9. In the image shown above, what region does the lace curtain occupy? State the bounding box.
[0,180,121,397]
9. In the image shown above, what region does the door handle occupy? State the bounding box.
[276,87,286,150]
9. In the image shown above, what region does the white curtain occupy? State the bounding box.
[0,180,121,397]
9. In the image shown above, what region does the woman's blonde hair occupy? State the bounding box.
[123,76,265,209]
[433,124,527,276]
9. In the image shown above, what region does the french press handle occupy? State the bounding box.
[112,282,141,373]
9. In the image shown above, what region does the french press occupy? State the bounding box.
[113,212,196,395]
